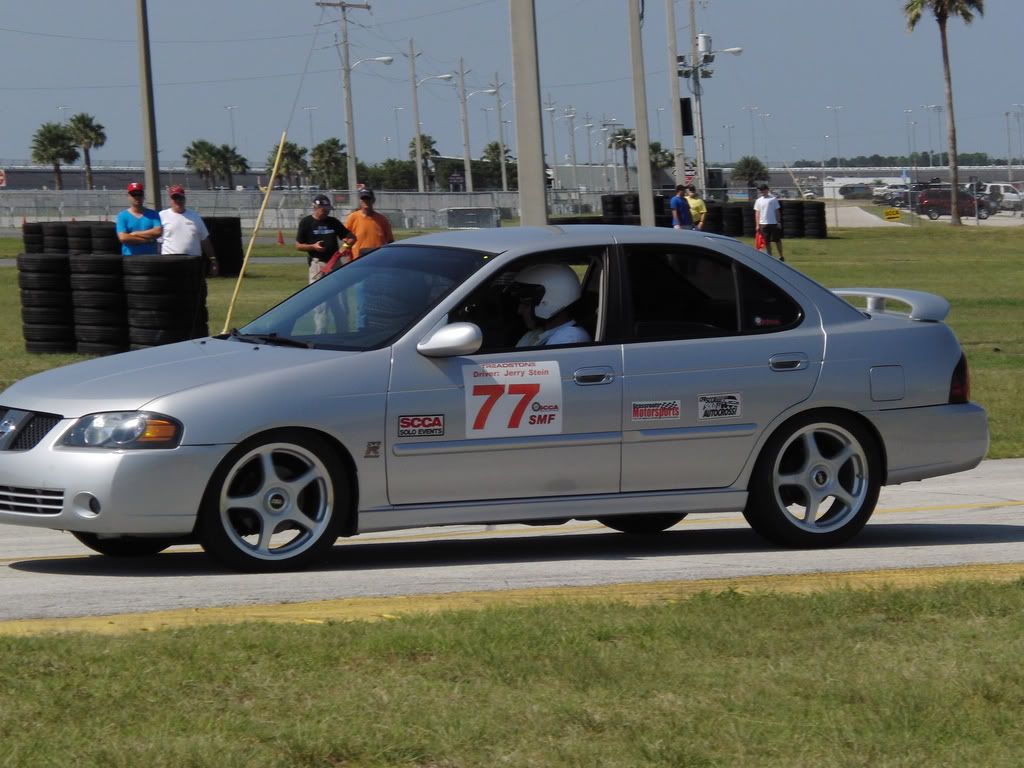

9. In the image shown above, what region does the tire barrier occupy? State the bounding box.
[17,253,75,353]
[600,194,623,220]
[780,200,805,239]
[123,255,209,350]
[71,253,127,355]
[22,222,44,254]
[722,204,745,237]
[803,201,828,239]
[90,222,121,254]
[599,194,672,227]
[41,222,68,255]
[703,204,724,234]
[203,216,243,277]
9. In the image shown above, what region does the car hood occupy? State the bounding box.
[1,339,360,418]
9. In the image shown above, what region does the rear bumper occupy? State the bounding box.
[864,403,989,485]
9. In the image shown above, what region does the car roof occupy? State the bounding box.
[396,224,715,256]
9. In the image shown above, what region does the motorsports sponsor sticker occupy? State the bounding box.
[697,392,741,420]
[397,414,445,437]
[462,360,563,438]
[631,399,681,421]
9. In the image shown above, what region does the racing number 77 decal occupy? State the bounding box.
[463,361,563,438]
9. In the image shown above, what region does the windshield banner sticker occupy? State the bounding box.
[631,400,681,421]
[697,393,741,420]
[463,361,563,438]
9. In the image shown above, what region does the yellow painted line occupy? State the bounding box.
[2,562,1023,637]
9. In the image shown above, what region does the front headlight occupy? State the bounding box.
[62,412,183,449]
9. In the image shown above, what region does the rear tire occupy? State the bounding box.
[742,411,880,548]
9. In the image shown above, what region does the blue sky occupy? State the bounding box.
[2,0,1021,169]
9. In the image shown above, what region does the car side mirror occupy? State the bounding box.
[416,322,483,358]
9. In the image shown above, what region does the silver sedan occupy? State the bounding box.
[0,226,988,570]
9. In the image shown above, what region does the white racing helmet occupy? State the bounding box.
[513,264,582,320]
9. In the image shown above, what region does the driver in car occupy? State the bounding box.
[510,264,591,347]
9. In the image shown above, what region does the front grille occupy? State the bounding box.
[11,414,62,450]
[0,485,64,515]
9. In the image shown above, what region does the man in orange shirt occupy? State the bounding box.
[344,188,394,260]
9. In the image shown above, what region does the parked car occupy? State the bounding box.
[981,182,1022,212]
[916,188,992,220]
[872,184,909,203]
[0,226,989,571]
[838,183,873,200]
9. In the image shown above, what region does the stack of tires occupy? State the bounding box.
[22,222,44,253]
[600,194,624,224]
[71,254,129,355]
[803,201,827,239]
[722,203,745,237]
[41,222,68,254]
[18,253,75,353]
[741,203,757,237]
[703,203,724,234]
[124,256,209,350]
[91,222,121,254]
[780,200,805,240]
[203,216,243,276]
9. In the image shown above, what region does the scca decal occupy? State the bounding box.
[397,414,445,437]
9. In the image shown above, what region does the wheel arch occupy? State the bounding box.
[745,406,889,489]
[193,425,361,538]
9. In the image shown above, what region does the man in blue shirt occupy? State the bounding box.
[670,184,693,229]
[116,181,162,255]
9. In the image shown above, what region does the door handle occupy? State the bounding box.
[574,366,614,385]
[769,353,808,372]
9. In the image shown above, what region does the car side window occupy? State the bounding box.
[624,245,801,341]
[449,249,605,353]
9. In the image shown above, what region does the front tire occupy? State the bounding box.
[743,412,880,548]
[197,429,348,571]
[926,208,940,220]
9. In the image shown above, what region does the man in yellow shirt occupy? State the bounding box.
[685,185,707,230]
[343,188,394,260]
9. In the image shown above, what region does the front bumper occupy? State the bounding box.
[0,419,230,535]
[865,402,989,485]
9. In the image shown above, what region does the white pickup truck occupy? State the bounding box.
[982,182,1022,212]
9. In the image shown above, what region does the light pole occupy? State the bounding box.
[491,73,509,192]
[564,108,579,190]
[1005,111,1014,183]
[225,105,239,148]
[340,54,393,206]
[57,104,69,123]
[583,119,594,190]
[825,105,843,168]
[920,104,935,166]
[656,106,665,145]
[721,123,734,165]
[742,105,759,157]
[544,96,558,190]
[923,104,943,166]
[665,0,687,187]
[302,105,318,152]
[408,39,453,193]
[759,111,771,165]
[393,106,404,157]
[682,5,742,195]
[456,58,495,193]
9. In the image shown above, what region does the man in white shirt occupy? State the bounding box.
[753,183,784,261]
[160,184,219,275]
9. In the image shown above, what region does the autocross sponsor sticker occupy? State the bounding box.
[397,414,445,437]
[463,360,563,438]
[631,399,681,421]
[697,393,741,420]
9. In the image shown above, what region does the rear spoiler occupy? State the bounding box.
[832,288,950,322]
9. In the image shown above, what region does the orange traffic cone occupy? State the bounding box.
[277,230,285,246]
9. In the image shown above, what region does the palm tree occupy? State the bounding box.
[184,139,220,188]
[66,113,106,190]
[649,141,673,171]
[608,128,636,189]
[267,140,309,188]
[905,0,984,225]
[310,138,346,188]
[731,155,769,190]
[31,122,79,190]
[215,144,249,190]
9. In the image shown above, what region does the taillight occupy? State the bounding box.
[949,351,970,404]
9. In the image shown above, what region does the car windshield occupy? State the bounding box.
[238,244,490,350]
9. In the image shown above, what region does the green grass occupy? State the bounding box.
[4,226,1023,455]
[2,580,1023,767]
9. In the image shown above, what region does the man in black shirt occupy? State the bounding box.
[296,193,355,285]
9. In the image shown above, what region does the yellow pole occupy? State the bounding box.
[221,130,288,334]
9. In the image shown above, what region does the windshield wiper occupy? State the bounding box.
[221,329,313,348]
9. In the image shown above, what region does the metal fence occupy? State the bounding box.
[0,189,618,231]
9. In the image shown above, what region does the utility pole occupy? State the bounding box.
[544,93,558,190]
[627,0,655,224]
[492,73,508,192]
[665,0,687,187]
[688,0,706,195]
[316,2,371,208]
[408,39,425,193]
[508,0,546,225]
[456,58,474,193]
[135,0,160,210]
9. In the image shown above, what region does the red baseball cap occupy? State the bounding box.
[168,184,186,196]
[127,182,144,193]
